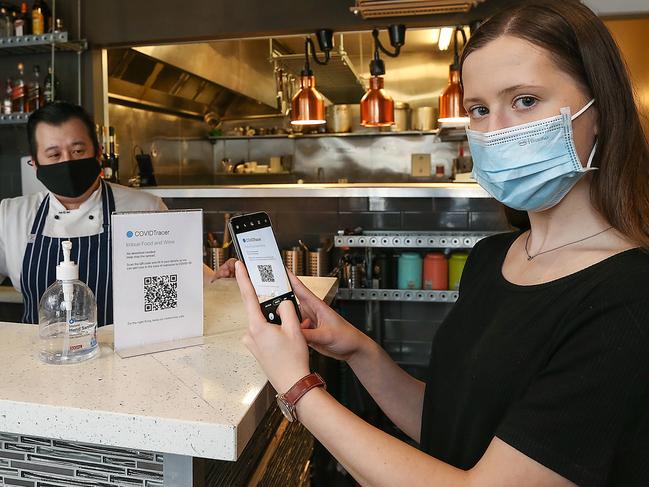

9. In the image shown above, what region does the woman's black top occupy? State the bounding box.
[420,232,649,487]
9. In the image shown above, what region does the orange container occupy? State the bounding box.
[423,253,448,290]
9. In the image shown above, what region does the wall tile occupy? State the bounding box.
[469,211,510,230]
[401,212,469,230]
[339,212,401,231]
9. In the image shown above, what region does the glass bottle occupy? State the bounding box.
[0,7,14,38]
[2,78,12,115]
[39,240,99,365]
[26,65,42,113]
[43,63,59,103]
[31,0,44,35]
[11,63,25,113]
[14,2,30,36]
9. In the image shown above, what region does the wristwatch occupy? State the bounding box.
[276,372,326,423]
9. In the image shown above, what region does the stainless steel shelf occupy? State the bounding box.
[0,112,30,125]
[142,183,490,199]
[335,231,497,249]
[337,288,459,303]
[0,32,87,55]
[208,129,439,142]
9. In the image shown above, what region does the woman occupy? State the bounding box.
[235,1,649,485]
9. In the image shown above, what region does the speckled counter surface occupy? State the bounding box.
[0,277,338,462]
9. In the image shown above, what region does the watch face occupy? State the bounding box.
[277,396,296,422]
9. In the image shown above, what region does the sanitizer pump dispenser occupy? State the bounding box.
[38,240,99,364]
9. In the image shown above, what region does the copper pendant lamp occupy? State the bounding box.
[361,56,394,127]
[438,27,469,126]
[291,30,333,126]
[360,25,406,128]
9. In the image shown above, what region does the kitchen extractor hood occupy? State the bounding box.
[107,48,278,121]
[351,0,486,19]
[271,37,366,105]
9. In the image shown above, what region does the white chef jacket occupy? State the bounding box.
[0,183,167,292]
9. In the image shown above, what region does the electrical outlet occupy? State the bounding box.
[411,154,432,177]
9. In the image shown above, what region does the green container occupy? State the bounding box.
[397,252,423,290]
[448,252,469,291]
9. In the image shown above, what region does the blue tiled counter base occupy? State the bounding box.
[0,432,163,487]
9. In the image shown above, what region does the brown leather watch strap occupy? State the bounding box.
[283,372,326,406]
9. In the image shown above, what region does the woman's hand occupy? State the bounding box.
[235,261,310,393]
[287,270,370,362]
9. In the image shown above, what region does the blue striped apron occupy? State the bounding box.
[20,180,115,326]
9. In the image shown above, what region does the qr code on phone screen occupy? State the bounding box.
[257,265,275,283]
[144,274,178,312]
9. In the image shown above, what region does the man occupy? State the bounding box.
[0,102,227,326]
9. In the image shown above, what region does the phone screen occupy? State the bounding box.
[235,225,291,303]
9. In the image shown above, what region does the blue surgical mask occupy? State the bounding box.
[466,99,596,212]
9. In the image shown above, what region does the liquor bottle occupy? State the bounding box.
[31,0,44,35]
[41,0,52,33]
[12,63,26,113]
[43,63,59,103]
[14,2,30,36]
[0,7,14,38]
[101,126,113,180]
[109,126,119,182]
[2,79,12,115]
[26,65,42,113]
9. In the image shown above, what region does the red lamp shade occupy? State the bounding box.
[360,76,394,127]
[438,66,469,125]
[291,74,326,125]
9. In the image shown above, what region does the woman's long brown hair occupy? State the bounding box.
[460,0,649,250]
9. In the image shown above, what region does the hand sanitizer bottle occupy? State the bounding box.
[38,240,99,364]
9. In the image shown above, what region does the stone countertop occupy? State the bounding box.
[0,277,338,461]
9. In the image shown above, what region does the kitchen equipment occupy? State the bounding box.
[269,156,282,173]
[372,254,391,288]
[282,247,305,276]
[209,247,229,271]
[414,106,435,131]
[392,102,410,132]
[398,252,423,290]
[449,252,469,290]
[299,239,334,277]
[326,104,353,133]
[423,253,448,290]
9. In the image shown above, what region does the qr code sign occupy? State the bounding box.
[257,265,275,283]
[144,274,178,312]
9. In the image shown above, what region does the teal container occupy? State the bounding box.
[449,252,469,290]
[398,252,423,290]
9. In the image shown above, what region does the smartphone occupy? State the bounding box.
[229,212,301,325]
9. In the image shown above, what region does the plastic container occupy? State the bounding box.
[38,240,99,364]
[398,252,423,290]
[448,252,469,291]
[423,253,448,290]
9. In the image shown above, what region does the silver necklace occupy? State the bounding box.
[524,226,613,261]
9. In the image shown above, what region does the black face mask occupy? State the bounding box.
[36,157,101,198]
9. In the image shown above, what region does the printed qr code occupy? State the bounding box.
[144,274,178,312]
[257,265,275,283]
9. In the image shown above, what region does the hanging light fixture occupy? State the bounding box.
[438,26,469,126]
[361,24,406,127]
[291,30,333,126]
